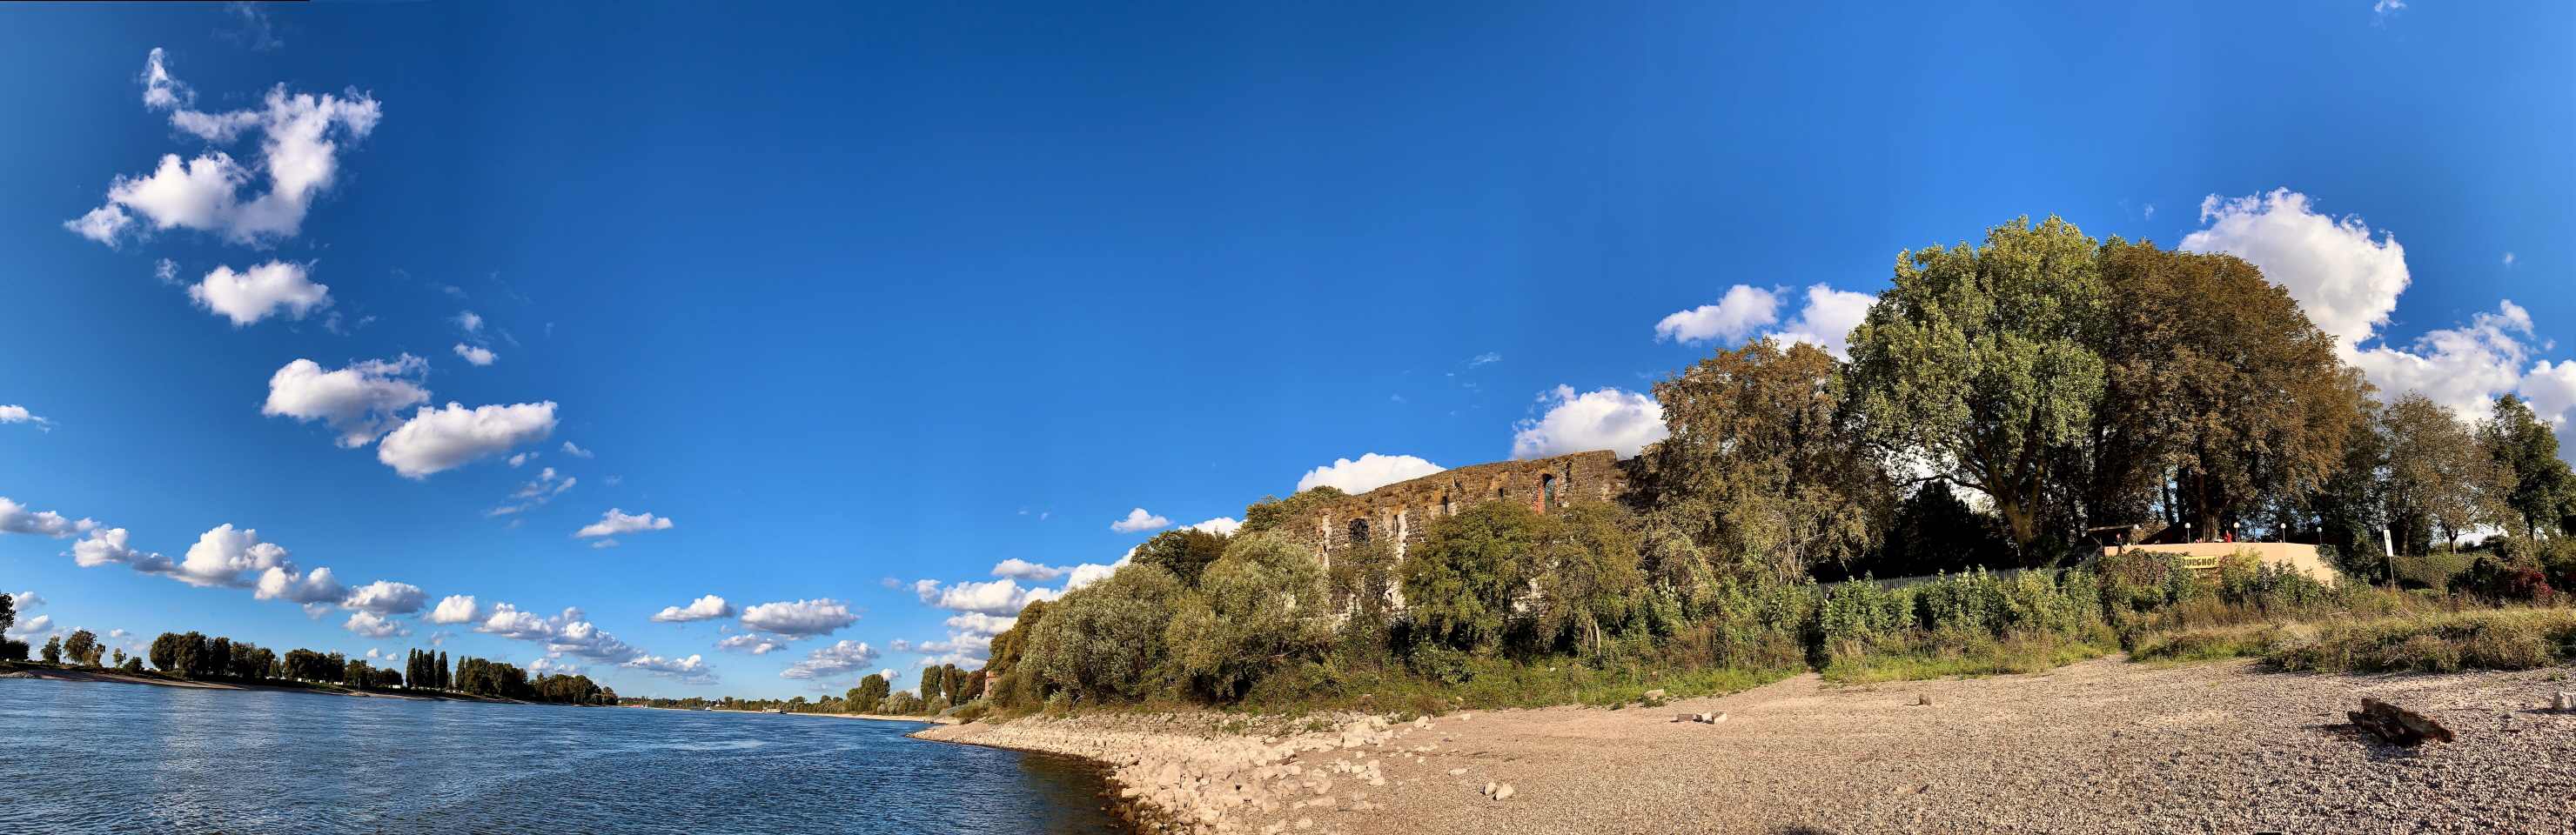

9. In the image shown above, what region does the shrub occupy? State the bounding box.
[1028,563,1183,702]
[1166,531,1336,700]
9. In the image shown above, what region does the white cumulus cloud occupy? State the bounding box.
[2180,189,2576,431]
[943,612,1018,638]
[426,595,485,625]
[476,603,565,641]
[377,402,559,478]
[716,633,788,655]
[262,356,432,448]
[738,598,859,638]
[452,344,497,366]
[190,261,328,326]
[2181,190,2411,348]
[990,558,1067,582]
[546,619,643,663]
[1109,508,1170,533]
[68,50,380,246]
[913,578,1061,617]
[253,565,346,605]
[1185,518,1243,536]
[1511,386,1668,460]
[1655,284,1781,344]
[70,528,167,571]
[1765,284,1877,359]
[2345,302,2539,419]
[1,498,95,538]
[339,580,426,616]
[175,524,294,589]
[780,640,880,680]
[344,611,410,639]
[574,508,673,538]
[650,594,735,623]
[623,654,714,684]
[1295,453,1445,495]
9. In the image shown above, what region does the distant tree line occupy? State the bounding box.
[0,613,618,706]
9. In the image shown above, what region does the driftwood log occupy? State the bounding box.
[2348,698,2453,745]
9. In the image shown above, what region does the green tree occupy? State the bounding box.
[1638,337,1889,583]
[2382,393,2514,552]
[1029,563,1183,702]
[151,632,180,671]
[2480,394,2576,538]
[850,673,890,711]
[1240,486,1349,535]
[41,635,62,664]
[2088,241,2361,542]
[1325,538,1399,627]
[1130,527,1233,587]
[1842,217,2107,556]
[1165,531,1334,700]
[1400,500,1544,653]
[64,630,99,667]
[919,665,944,704]
[1528,501,1645,655]
[980,599,1050,705]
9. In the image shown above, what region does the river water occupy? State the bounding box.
[0,677,1121,834]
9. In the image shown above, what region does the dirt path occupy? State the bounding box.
[926,658,2576,835]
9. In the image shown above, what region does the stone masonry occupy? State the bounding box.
[1280,450,1633,567]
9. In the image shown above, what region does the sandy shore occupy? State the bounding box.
[915,657,2576,835]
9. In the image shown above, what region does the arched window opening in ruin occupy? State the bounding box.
[1541,474,1557,507]
[1348,518,1371,545]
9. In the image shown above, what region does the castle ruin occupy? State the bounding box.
[1279,450,1633,565]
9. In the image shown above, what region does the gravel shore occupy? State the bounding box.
[914,657,2576,834]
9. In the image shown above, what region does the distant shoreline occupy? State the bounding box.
[613,704,962,725]
[3,665,531,704]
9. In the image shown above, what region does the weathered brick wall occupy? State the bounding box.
[1278,450,1634,566]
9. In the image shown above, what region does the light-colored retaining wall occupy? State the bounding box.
[2106,542,2340,586]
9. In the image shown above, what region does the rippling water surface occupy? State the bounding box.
[1,678,1120,834]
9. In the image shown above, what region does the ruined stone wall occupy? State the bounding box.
[1278,450,1633,567]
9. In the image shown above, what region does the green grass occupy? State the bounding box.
[2267,608,2576,673]
[2128,607,2576,673]
[1820,627,2116,684]
[2130,625,2300,664]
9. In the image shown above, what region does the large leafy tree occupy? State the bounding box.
[1842,216,2106,556]
[2479,394,2576,538]
[1400,500,1543,653]
[2381,393,2514,552]
[1639,337,1889,583]
[2088,242,2363,539]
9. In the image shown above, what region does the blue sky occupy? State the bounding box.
[5,1,2573,698]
